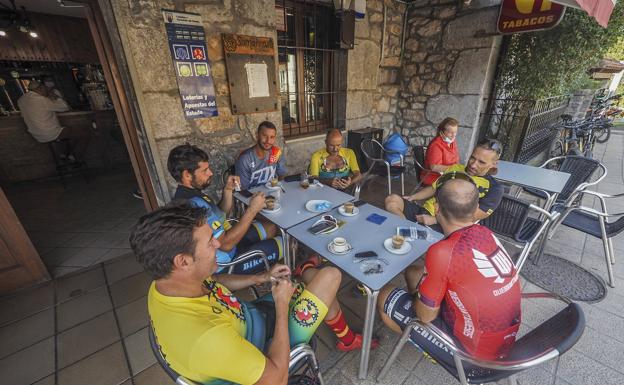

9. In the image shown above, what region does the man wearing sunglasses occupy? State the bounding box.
[378,178,521,362]
[385,139,504,228]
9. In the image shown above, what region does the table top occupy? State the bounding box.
[234,180,355,229]
[496,160,571,194]
[287,204,443,291]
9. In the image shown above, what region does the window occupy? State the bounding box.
[277,1,338,138]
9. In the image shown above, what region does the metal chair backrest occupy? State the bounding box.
[607,215,624,237]
[359,139,385,171]
[557,156,603,202]
[413,145,426,171]
[481,195,531,243]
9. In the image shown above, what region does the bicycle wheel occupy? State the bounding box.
[595,126,611,143]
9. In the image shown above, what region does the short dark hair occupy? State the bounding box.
[475,139,502,158]
[257,120,277,133]
[129,202,207,280]
[167,144,209,182]
[436,179,479,221]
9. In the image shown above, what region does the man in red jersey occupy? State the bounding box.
[378,173,521,361]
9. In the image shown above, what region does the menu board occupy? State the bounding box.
[162,10,218,119]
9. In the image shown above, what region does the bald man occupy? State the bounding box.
[309,129,362,190]
[378,176,521,362]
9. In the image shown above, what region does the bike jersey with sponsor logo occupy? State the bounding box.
[236,146,287,189]
[418,224,521,360]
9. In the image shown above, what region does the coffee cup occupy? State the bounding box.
[331,237,349,253]
[392,235,405,250]
[343,202,355,214]
[265,197,276,210]
[270,178,279,187]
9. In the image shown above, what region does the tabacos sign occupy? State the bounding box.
[498,0,566,34]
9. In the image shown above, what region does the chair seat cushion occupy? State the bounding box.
[522,187,549,201]
[561,210,602,238]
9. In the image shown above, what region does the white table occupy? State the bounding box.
[234,180,355,268]
[496,160,571,209]
[288,203,443,379]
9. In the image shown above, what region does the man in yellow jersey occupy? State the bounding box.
[385,139,504,229]
[308,129,362,190]
[130,202,365,385]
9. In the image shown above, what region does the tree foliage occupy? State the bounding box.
[496,2,624,99]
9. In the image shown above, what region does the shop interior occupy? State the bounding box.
[0,0,145,277]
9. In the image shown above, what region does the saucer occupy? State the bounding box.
[327,241,352,255]
[265,182,282,190]
[383,238,412,255]
[306,199,332,213]
[262,202,281,214]
[338,205,359,217]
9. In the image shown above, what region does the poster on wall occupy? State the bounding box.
[497,0,565,34]
[162,10,218,119]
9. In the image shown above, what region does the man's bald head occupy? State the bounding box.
[325,128,344,155]
[325,128,343,142]
[436,179,478,222]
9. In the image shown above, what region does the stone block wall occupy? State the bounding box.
[397,2,501,161]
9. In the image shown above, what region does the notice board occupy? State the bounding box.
[162,10,218,119]
[222,34,278,115]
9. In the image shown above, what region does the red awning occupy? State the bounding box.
[552,0,616,27]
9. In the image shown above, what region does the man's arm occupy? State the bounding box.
[218,192,265,251]
[46,97,70,112]
[415,298,440,323]
[414,244,450,323]
[218,175,240,215]
[405,186,435,201]
[236,153,252,190]
[213,264,290,291]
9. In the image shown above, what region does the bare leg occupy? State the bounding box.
[301,267,341,319]
[385,194,406,219]
[377,285,403,334]
[259,220,278,238]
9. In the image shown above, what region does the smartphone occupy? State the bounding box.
[239,189,253,198]
[396,227,429,241]
[354,251,377,259]
[308,221,336,234]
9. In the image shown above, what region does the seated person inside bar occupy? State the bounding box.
[18,80,90,161]
[132,204,378,385]
[378,176,521,362]
[309,128,362,190]
[168,144,281,274]
[385,139,504,227]
[236,121,287,190]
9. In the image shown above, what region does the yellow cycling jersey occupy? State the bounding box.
[309,147,360,179]
[148,281,265,385]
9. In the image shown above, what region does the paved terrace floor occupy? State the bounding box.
[1,129,624,385]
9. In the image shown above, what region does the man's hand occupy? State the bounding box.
[271,278,295,309]
[415,214,437,225]
[261,264,291,283]
[248,192,266,213]
[338,177,352,189]
[403,194,416,202]
[224,175,241,192]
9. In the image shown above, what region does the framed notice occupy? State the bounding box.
[162,10,218,119]
[497,0,566,34]
[223,33,278,115]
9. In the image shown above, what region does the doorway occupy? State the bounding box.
[0,0,157,290]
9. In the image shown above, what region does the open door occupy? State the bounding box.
[0,188,49,295]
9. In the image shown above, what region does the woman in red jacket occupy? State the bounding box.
[420,117,460,185]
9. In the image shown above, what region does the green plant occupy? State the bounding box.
[496,3,624,99]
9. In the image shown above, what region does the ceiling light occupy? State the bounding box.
[29,31,37,38]
[0,30,7,37]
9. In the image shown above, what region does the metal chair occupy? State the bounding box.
[545,190,624,287]
[519,155,607,210]
[377,292,585,385]
[149,322,324,385]
[411,144,441,193]
[481,195,560,273]
[359,139,406,196]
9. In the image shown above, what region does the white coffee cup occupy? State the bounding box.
[332,237,349,253]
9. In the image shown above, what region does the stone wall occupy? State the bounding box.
[397,2,501,161]
[110,0,282,200]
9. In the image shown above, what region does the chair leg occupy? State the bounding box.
[376,323,414,382]
[400,172,405,196]
[387,173,392,196]
[452,353,468,385]
[599,219,615,287]
[608,238,616,265]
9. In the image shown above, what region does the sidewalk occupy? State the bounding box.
[1,132,623,385]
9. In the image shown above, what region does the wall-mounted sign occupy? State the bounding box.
[276,6,286,32]
[222,34,278,115]
[162,10,218,119]
[497,0,566,34]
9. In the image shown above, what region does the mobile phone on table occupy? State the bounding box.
[308,221,337,234]
[396,227,429,240]
[239,189,253,198]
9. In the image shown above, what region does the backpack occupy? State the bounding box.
[383,132,409,166]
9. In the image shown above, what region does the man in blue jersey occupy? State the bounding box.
[236,121,287,189]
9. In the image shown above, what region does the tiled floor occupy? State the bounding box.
[1,130,624,385]
[4,167,145,278]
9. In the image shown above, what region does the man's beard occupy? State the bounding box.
[191,175,211,190]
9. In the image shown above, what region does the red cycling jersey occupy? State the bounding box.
[418,224,521,360]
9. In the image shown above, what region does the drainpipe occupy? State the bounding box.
[380,2,387,67]
[392,0,417,67]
